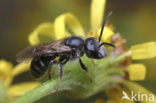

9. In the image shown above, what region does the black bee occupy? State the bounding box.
[16,12,115,91]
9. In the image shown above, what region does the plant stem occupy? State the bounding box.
[13,77,71,103]
[110,50,131,64]
[13,51,131,103]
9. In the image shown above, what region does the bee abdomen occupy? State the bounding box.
[31,58,48,78]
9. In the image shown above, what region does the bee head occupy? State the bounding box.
[85,11,115,59]
[85,37,106,59]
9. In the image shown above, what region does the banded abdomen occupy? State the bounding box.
[30,55,55,78]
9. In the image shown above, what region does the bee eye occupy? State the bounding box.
[85,37,106,59]
[85,37,98,51]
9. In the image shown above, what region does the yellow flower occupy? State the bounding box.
[0,60,40,102]
[105,82,156,103]
[130,41,156,60]
[0,60,13,87]
[20,0,156,102]
[105,86,134,103]
[128,64,146,81]
[28,1,113,45]
[94,99,105,103]
[123,81,156,103]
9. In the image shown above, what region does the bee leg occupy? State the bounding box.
[79,58,92,82]
[56,58,68,94]
[55,63,64,95]
[48,60,56,80]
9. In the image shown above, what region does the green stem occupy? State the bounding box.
[13,51,131,103]
[110,50,131,64]
[13,76,71,103]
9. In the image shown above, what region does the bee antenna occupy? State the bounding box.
[99,11,112,42]
[99,42,115,48]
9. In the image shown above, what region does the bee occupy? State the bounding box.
[16,12,115,92]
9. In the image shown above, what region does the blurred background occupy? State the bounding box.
[0,0,156,102]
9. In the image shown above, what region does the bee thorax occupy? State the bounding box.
[68,49,84,60]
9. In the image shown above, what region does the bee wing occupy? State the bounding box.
[16,45,38,63]
[16,39,71,63]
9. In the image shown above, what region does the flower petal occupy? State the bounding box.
[130,41,156,60]
[91,0,106,30]
[0,60,13,86]
[8,82,40,97]
[97,26,114,42]
[105,86,134,103]
[0,81,7,103]
[128,64,146,81]
[28,23,54,45]
[4,76,13,87]
[94,99,104,103]
[65,13,85,36]
[123,81,156,103]
[54,13,85,40]
[0,60,13,76]
[12,63,30,77]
